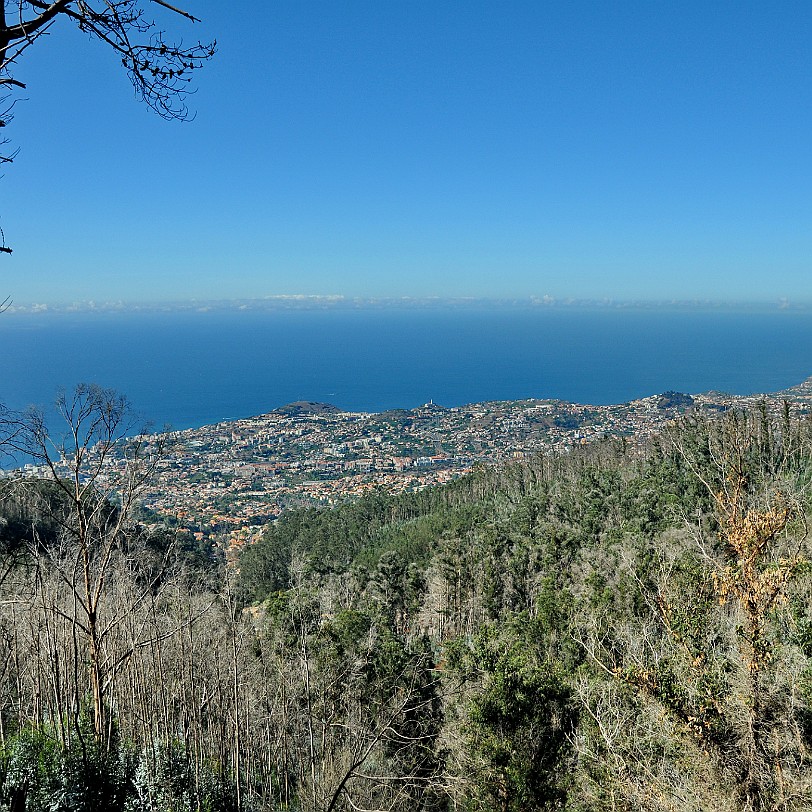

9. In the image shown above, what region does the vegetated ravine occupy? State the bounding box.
[1,403,812,811]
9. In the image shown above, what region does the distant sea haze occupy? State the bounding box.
[1,307,810,431]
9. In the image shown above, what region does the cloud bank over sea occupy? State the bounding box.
[2,294,807,317]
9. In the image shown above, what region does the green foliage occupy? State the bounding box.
[6,403,812,809]
[238,476,491,603]
[0,728,62,812]
[0,728,135,812]
[0,731,238,812]
[450,621,576,811]
[127,740,237,812]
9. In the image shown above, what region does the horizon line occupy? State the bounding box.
[2,294,808,316]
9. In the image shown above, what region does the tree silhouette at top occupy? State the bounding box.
[0,0,215,254]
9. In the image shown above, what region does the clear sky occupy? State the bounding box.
[3,0,812,306]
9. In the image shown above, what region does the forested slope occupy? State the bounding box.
[1,404,812,810]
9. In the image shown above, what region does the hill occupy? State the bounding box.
[272,400,343,416]
[2,395,812,810]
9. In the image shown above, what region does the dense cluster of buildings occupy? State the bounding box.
[127,378,812,544]
[6,378,812,552]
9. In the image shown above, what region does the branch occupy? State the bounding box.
[148,0,200,23]
[1,0,74,44]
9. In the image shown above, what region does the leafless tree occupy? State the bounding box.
[0,0,214,253]
[7,384,165,743]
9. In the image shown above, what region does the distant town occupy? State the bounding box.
[7,378,812,552]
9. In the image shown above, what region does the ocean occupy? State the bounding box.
[1,307,810,431]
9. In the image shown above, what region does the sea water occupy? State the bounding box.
[0,307,810,431]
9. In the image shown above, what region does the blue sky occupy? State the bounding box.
[3,0,812,305]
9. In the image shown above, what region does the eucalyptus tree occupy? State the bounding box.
[7,384,166,745]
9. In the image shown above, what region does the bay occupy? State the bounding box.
[0,307,810,431]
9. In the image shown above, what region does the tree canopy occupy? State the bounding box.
[4,392,812,809]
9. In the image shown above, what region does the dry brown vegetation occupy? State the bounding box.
[1,392,812,810]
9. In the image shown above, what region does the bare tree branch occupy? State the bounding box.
[0,1,214,258]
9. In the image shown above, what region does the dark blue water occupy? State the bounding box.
[1,308,810,430]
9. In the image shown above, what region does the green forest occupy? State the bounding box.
[1,389,812,811]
